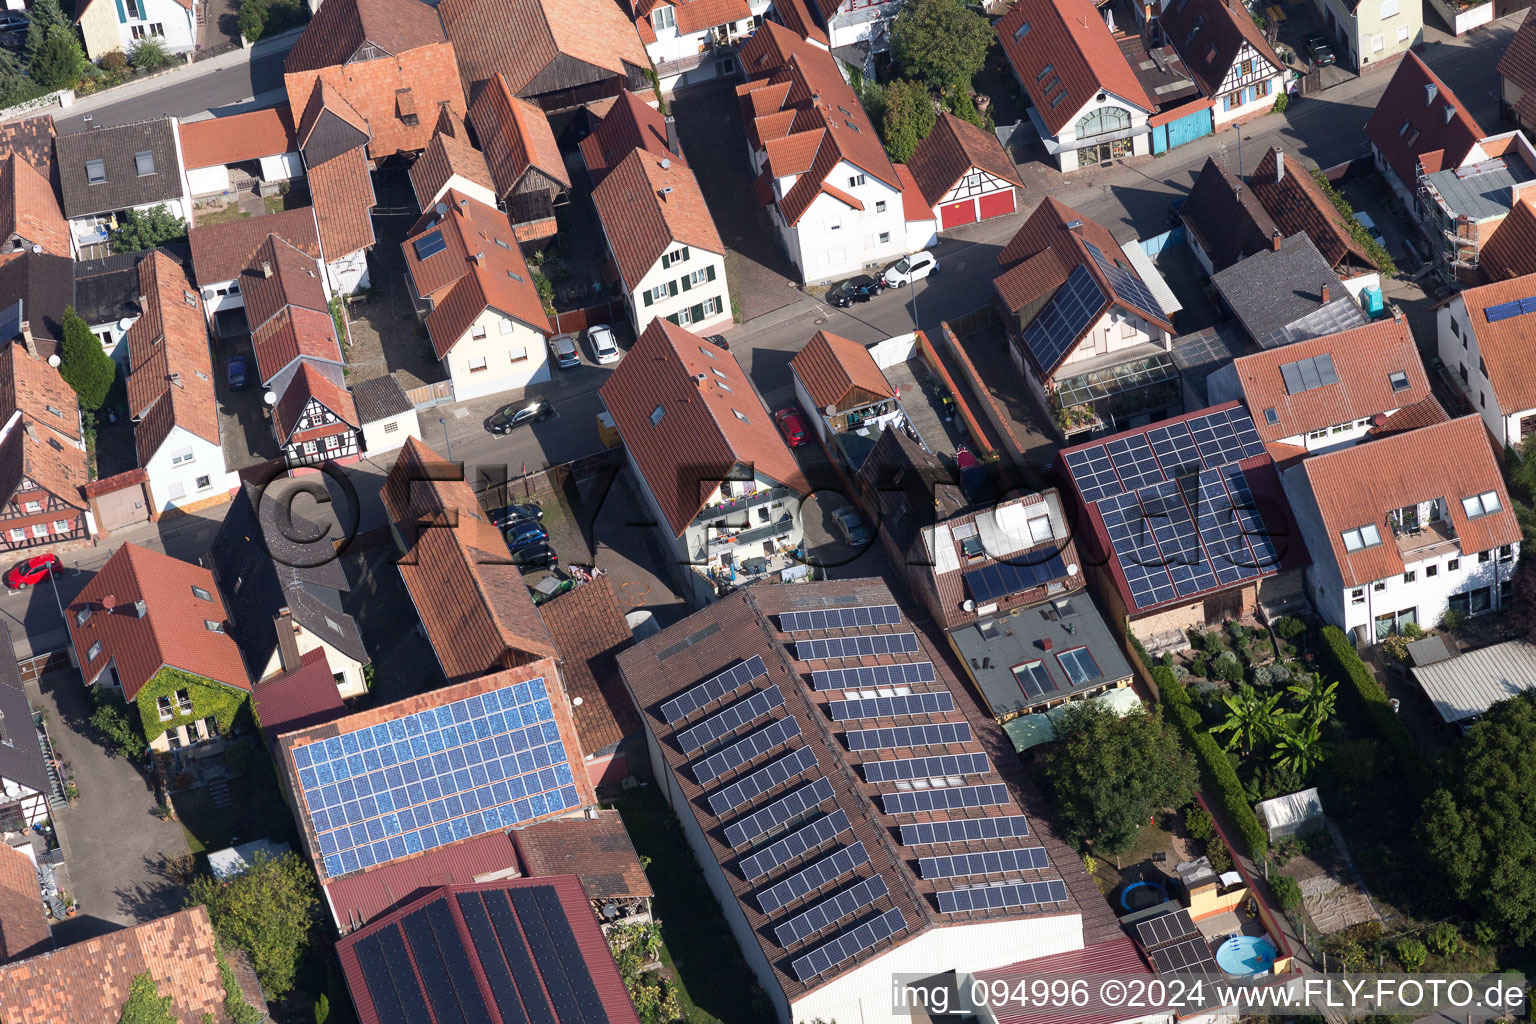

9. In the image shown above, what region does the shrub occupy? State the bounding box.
[1213,650,1244,685]
[1310,168,1397,276]
[1317,626,1427,796]
[1272,874,1303,913]
[1156,666,1269,858]
[1275,616,1307,641]
[1272,93,1289,113]
[1471,919,1498,944]
[1128,628,1154,670]
[1440,609,1466,634]
[1206,836,1233,873]
[89,688,145,760]
[1184,806,1215,842]
[1189,653,1209,679]
[29,29,84,89]
[1395,937,1427,971]
[126,37,171,72]
[111,204,187,253]
[1226,622,1250,645]
[99,49,128,74]
[1424,922,1461,958]
[881,78,936,162]
[237,0,268,39]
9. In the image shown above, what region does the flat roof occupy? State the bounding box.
[1425,155,1535,221]
[1410,640,1536,725]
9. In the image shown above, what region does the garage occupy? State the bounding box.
[978,189,1016,219]
[939,199,977,229]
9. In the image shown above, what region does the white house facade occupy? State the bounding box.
[644,0,767,92]
[145,426,227,512]
[626,246,730,334]
[1209,43,1284,126]
[1437,289,1536,448]
[1034,92,1151,173]
[440,308,550,403]
[765,163,907,285]
[75,0,196,61]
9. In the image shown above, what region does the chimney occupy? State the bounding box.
[18,321,34,359]
[1041,637,1053,651]
[1320,283,1331,305]
[133,599,147,618]
[1444,105,1456,125]
[665,115,680,156]
[261,260,273,278]
[472,252,485,265]
[1393,305,1404,323]
[1271,229,1282,252]
[1274,150,1285,182]
[102,594,116,611]
[1066,219,1083,232]
[275,607,302,672]
[659,185,674,201]
[21,421,35,443]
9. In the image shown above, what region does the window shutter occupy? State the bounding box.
[667,313,680,325]
[706,265,717,282]
[681,247,689,262]
[681,275,691,292]
[691,302,705,322]
[643,290,652,307]
[661,253,670,269]
[669,280,678,297]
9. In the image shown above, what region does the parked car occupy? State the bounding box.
[550,334,580,368]
[5,553,58,590]
[488,502,543,529]
[703,334,729,350]
[827,275,883,307]
[511,544,558,573]
[774,407,809,447]
[1305,35,1336,66]
[586,324,620,364]
[227,356,248,391]
[882,251,938,288]
[1354,212,1385,246]
[830,507,871,547]
[504,521,549,550]
[486,400,555,434]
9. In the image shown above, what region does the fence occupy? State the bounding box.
[551,300,624,336]
[474,446,623,511]
[0,89,72,123]
[404,380,454,409]
[914,329,997,463]
[17,650,70,684]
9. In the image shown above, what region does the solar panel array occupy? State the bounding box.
[738,811,851,882]
[293,678,579,879]
[790,908,908,983]
[919,847,1050,879]
[1279,353,1339,395]
[774,875,890,947]
[707,746,819,816]
[880,784,1011,814]
[780,604,901,632]
[1486,294,1536,323]
[829,691,955,721]
[793,633,920,661]
[862,752,990,784]
[1136,909,1200,950]
[900,816,1031,845]
[693,717,802,786]
[1149,936,1223,979]
[935,879,1069,914]
[676,686,785,755]
[661,656,768,724]
[811,662,935,692]
[1061,407,1275,612]
[845,722,972,751]
[757,842,871,914]
[1023,264,1106,372]
[1085,241,1165,322]
[724,778,835,848]
[963,553,1069,602]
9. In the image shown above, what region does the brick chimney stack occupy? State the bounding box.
[1275,151,1284,183]
[1271,230,1282,251]
[1321,283,1331,305]
[18,321,34,359]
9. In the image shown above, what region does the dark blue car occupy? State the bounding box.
[227,356,249,390]
[505,522,548,550]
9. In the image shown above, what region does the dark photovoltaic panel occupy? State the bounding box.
[482,889,556,1024]
[1023,264,1105,373]
[352,928,433,1023]
[1146,422,1201,479]
[790,908,907,983]
[1085,240,1164,322]
[919,847,1050,879]
[880,784,1011,814]
[1099,491,1177,610]
[676,686,786,755]
[1485,295,1536,322]
[1221,464,1279,571]
[935,878,1069,913]
[845,722,972,751]
[963,552,1068,603]
[899,816,1031,845]
[508,885,611,1024]
[400,901,490,1024]
[707,746,819,816]
[451,893,529,1024]
[1141,480,1219,598]
[739,810,852,882]
[757,841,870,914]
[661,656,769,724]
[861,752,990,783]
[774,875,890,948]
[724,778,835,848]
[693,717,802,786]
[1106,434,1164,493]
[810,662,935,692]
[1196,469,1261,586]
[1150,936,1223,979]
[793,633,920,661]
[1189,409,1255,469]
[829,691,955,722]
[779,605,901,632]
[1062,446,1122,504]
[1279,352,1339,395]
[1136,909,1200,950]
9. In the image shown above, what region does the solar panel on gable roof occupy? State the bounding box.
[793,633,920,661]
[453,893,527,1024]
[1484,295,1536,322]
[739,810,852,882]
[962,552,1069,603]
[828,691,955,722]
[861,752,990,784]
[757,841,871,914]
[481,889,556,1024]
[780,604,902,632]
[724,777,835,848]
[1139,481,1219,597]
[1099,491,1179,610]
[693,717,802,786]
[354,929,432,1023]
[707,746,819,817]
[774,875,890,948]
[1147,422,1201,478]
[790,908,907,983]
[1085,240,1164,320]
[934,878,1069,913]
[880,783,1011,814]
[661,655,770,724]
[811,662,936,691]
[1062,446,1123,504]
[1195,469,1257,586]
[844,721,972,751]
[1023,265,1106,373]
[1221,464,1279,572]
[919,846,1050,879]
[675,686,786,755]
[899,815,1031,845]
[515,886,607,1024]
[1106,434,1165,493]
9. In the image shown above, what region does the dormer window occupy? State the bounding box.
[204,619,222,632]
[651,5,675,30]
[1341,523,1383,552]
[1388,370,1410,392]
[1462,491,1501,518]
[85,159,105,184]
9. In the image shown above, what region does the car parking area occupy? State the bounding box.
[209,309,283,471]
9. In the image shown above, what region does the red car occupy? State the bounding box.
[5,553,59,590]
[774,408,809,448]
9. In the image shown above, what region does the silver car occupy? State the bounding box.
[550,334,580,368]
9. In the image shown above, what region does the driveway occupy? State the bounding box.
[29,669,190,941]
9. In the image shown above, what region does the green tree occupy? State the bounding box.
[313,994,330,1024]
[28,29,84,89]
[1271,874,1303,913]
[881,78,935,162]
[88,688,146,759]
[1270,724,1324,776]
[1212,688,1288,756]
[890,0,992,94]
[237,0,269,40]
[1417,690,1536,942]
[1040,702,1197,854]
[0,48,28,105]
[186,850,319,998]
[24,0,67,59]
[127,37,171,71]
[118,972,175,1024]
[1287,679,1339,728]
[60,307,116,411]
[111,205,188,253]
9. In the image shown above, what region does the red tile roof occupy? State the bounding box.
[322,830,520,932]
[1478,198,1536,282]
[996,0,1151,135]
[1158,0,1282,99]
[592,149,723,287]
[1366,52,1484,189]
[892,163,933,224]
[123,253,220,461]
[0,407,87,517]
[468,74,571,202]
[0,906,264,1024]
[274,360,361,444]
[0,154,66,257]
[408,128,496,209]
[600,319,809,536]
[252,655,346,739]
[789,329,896,411]
[1367,394,1448,439]
[1248,147,1377,272]
[285,0,447,75]
[241,233,329,334]
[0,844,49,965]
[1229,317,1430,445]
[580,90,682,188]
[514,810,653,899]
[1457,273,1536,415]
[1499,9,1536,127]
[0,340,81,443]
[639,0,751,34]
[178,105,298,170]
[904,113,1022,208]
[438,0,649,97]
[307,144,377,260]
[253,307,344,386]
[767,0,828,46]
[1300,415,1520,588]
[65,543,251,701]
[536,579,638,755]
[290,42,466,160]
[188,206,322,286]
[0,116,55,184]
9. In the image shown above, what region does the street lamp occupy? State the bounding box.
[439,416,452,461]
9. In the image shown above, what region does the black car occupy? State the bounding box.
[827,275,883,308]
[1305,35,1336,66]
[510,544,558,573]
[487,502,543,529]
[486,400,554,434]
[703,334,729,350]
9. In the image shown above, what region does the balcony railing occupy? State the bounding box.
[707,514,794,556]
[1393,517,1459,561]
[697,486,792,524]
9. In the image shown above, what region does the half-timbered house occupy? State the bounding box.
[274,362,362,467]
[905,114,1024,231]
[0,341,88,553]
[1160,0,1285,127]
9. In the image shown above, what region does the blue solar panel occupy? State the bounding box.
[828,691,954,721]
[899,816,1031,845]
[661,656,769,724]
[844,722,971,751]
[1099,491,1177,610]
[793,633,920,661]
[757,841,869,914]
[780,605,901,632]
[919,846,1051,879]
[790,908,907,983]
[1220,464,1279,573]
[299,678,578,878]
[774,875,889,948]
[1140,481,1219,597]
[880,784,1011,814]
[692,717,802,786]
[1106,434,1164,493]
[810,662,935,692]
[723,778,835,848]
[1023,265,1104,373]
[935,879,1068,913]
[1147,422,1202,479]
[1485,295,1536,322]
[1062,446,1122,504]
[676,686,786,755]
[738,811,851,882]
[963,553,1068,603]
[861,752,990,784]
[1085,240,1164,321]
[707,746,819,817]
[1196,469,1258,586]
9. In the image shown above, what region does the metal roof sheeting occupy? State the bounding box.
[1411,640,1536,725]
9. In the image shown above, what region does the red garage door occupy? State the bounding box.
[939,200,976,229]
[977,188,1016,219]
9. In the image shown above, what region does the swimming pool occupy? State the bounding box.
[1216,935,1278,976]
[1119,880,1167,912]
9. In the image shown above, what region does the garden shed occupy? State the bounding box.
[1256,787,1324,840]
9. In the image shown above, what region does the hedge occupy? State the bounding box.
[1155,666,1269,859]
[1314,625,1428,796]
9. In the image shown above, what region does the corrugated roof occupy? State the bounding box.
[321,829,520,932]
[1411,640,1536,725]
[996,0,1152,136]
[977,936,1155,1024]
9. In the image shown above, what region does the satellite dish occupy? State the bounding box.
[961,599,974,611]
[825,404,836,416]
[117,318,134,332]
[660,157,670,170]
[1067,562,1079,576]
[572,696,584,706]
[263,391,277,406]
[46,354,60,368]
